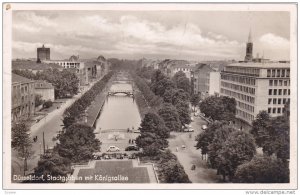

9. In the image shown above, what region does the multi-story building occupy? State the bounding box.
[37,44,50,62]
[206,71,221,96]
[12,74,35,122]
[34,80,55,102]
[220,62,290,129]
[170,63,196,80]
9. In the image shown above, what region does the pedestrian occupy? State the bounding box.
[36,136,38,141]
[129,139,131,144]
[127,128,130,133]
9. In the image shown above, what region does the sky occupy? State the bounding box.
[12,10,290,61]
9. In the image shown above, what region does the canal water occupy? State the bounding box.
[95,83,141,131]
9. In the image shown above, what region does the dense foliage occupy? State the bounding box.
[13,69,80,99]
[251,111,290,160]
[158,103,181,132]
[199,95,236,121]
[55,123,101,163]
[63,72,113,128]
[234,156,289,183]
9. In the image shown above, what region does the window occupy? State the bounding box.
[288,89,290,95]
[268,108,271,113]
[273,98,277,104]
[274,89,277,95]
[278,99,282,104]
[287,69,290,77]
[268,98,272,104]
[283,98,286,104]
[272,70,276,77]
[276,69,280,77]
[279,80,283,86]
[277,108,281,114]
[281,69,285,77]
[274,80,278,86]
[267,69,271,77]
[284,80,288,86]
[269,89,272,95]
[283,108,286,113]
[269,80,273,86]
[279,89,282,95]
[273,108,276,113]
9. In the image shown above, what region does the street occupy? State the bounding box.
[168,116,220,183]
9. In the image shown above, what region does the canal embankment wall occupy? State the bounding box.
[86,76,115,127]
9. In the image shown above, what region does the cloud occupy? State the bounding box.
[15,12,57,27]
[13,23,41,33]
[259,33,289,49]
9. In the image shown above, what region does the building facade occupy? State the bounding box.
[207,71,221,96]
[12,74,35,122]
[192,64,216,98]
[37,45,50,62]
[34,80,55,102]
[220,62,290,127]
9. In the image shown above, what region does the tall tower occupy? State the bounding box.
[244,30,253,62]
[37,44,50,63]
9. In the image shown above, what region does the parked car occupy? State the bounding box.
[103,154,111,160]
[128,153,137,159]
[125,145,139,151]
[116,153,124,159]
[183,128,194,132]
[107,146,120,152]
[202,125,208,130]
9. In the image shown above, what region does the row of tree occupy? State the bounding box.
[63,71,113,128]
[13,69,80,99]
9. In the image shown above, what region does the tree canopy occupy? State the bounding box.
[234,155,289,183]
[172,71,191,94]
[158,103,181,132]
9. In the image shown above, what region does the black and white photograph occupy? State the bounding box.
[2,2,297,191]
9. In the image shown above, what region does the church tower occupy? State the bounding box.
[244,29,253,62]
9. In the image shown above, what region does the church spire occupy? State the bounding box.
[248,28,252,43]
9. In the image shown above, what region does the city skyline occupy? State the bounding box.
[13,10,290,61]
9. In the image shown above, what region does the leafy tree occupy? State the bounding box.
[158,150,191,183]
[11,121,33,175]
[250,111,271,147]
[217,131,256,181]
[151,77,175,97]
[234,155,289,183]
[207,125,237,169]
[175,100,191,126]
[158,103,181,132]
[35,94,44,107]
[195,121,228,156]
[199,95,236,121]
[250,112,290,160]
[172,71,191,94]
[150,69,166,86]
[32,153,72,183]
[136,132,168,156]
[55,124,101,163]
[138,112,170,139]
[43,100,53,109]
[190,94,200,111]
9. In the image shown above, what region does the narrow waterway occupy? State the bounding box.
[95,83,141,131]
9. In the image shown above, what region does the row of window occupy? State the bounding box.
[269,79,290,87]
[236,109,254,121]
[268,98,290,105]
[267,69,290,78]
[221,74,256,85]
[225,67,260,77]
[58,62,80,66]
[221,88,255,104]
[237,101,254,112]
[268,89,290,96]
[267,107,286,114]
[221,82,255,95]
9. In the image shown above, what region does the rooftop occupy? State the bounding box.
[227,62,290,68]
[35,80,54,89]
[12,73,34,84]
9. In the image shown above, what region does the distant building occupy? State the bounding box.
[206,71,221,96]
[34,80,55,102]
[12,60,63,74]
[12,74,35,122]
[37,44,50,62]
[244,30,253,62]
[192,63,216,97]
[220,62,290,129]
[170,63,195,80]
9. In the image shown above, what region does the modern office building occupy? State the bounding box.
[37,44,50,62]
[11,74,36,122]
[220,62,290,129]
